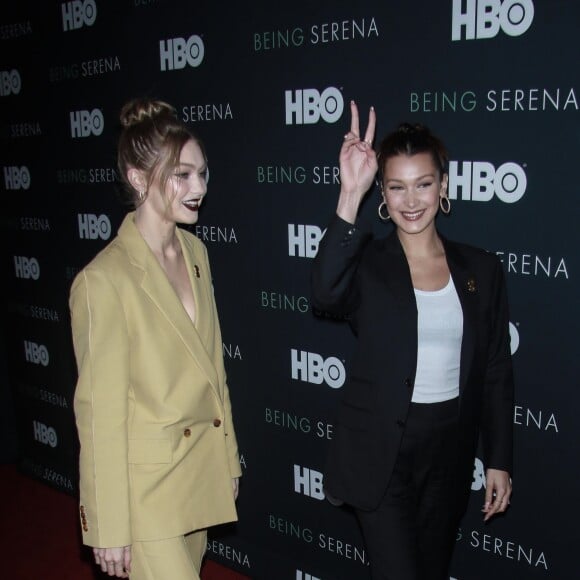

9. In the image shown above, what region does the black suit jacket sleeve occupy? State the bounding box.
[311,214,372,316]
[482,258,514,472]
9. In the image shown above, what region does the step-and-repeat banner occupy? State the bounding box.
[2,1,578,578]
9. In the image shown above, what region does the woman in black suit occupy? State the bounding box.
[311,101,514,580]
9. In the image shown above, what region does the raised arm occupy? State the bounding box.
[311,101,376,315]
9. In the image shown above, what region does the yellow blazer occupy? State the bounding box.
[70,212,241,548]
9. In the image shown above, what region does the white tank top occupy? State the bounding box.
[412,276,463,403]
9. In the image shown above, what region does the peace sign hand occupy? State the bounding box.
[337,100,378,224]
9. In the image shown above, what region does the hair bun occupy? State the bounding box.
[119,98,176,128]
[397,122,430,136]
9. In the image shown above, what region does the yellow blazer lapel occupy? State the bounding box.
[119,214,220,393]
[176,227,210,340]
[175,227,221,386]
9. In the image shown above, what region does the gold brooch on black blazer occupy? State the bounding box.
[467,277,476,293]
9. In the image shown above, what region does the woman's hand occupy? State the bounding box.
[482,468,512,522]
[232,477,240,500]
[336,100,378,224]
[93,545,131,577]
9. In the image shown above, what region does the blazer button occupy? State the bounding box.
[213,418,222,428]
[183,428,191,437]
[396,419,405,428]
[404,378,412,388]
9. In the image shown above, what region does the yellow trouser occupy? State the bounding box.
[130,529,207,580]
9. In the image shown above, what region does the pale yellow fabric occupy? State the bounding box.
[70,213,241,548]
[131,529,207,580]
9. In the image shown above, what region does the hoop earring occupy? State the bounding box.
[439,195,451,215]
[378,201,390,221]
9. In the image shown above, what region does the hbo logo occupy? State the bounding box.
[3,166,30,190]
[509,322,519,355]
[78,213,111,240]
[160,35,204,71]
[24,341,50,366]
[288,224,324,258]
[0,69,21,96]
[70,109,104,138]
[285,87,344,125]
[291,349,345,388]
[14,256,40,280]
[471,457,486,491]
[297,573,321,580]
[62,0,97,32]
[452,0,534,40]
[294,464,324,500]
[448,161,527,203]
[33,421,58,448]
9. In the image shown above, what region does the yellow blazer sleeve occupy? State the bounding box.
[70,267,132,548]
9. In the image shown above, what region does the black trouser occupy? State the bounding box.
[356,398,469,580]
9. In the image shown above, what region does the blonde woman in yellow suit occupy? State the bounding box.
[69,99,241,579]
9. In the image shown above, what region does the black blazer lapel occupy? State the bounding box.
[443,237,478,397]
[377,231,417,310]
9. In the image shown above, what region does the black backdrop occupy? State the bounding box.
[2,1,579,578]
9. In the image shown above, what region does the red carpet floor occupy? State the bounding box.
[0,463,250,579]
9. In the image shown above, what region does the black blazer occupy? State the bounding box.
[311,215,514,511]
